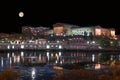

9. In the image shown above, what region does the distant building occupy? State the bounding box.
[53,23,64,36]
[21,23,116,39]
[22,26,50,38]
[71,25,115,37]
[52,23,116,38]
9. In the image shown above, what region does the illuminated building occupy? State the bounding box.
[53,23,116,38]
[22,26,50,38]
[21,23,116,39]
[53,23,64,36]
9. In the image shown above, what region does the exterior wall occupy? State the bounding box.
[110,29,115,37]
[22,26,50,38]
[53,26,64,35]
[71,27,94,36]
[21,24,116,38]
[62,23,79,36]
[95,26,116,37]
[101,28,110,36]
[53,23,64,35]
[64,26,72,36]
[47,30,53,35]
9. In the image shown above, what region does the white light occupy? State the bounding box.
[55,60,58,63]
[87,41,89,44]
[12,45,14,49]
[14,56,16,63]
[51,53,53,57]
[19,12,24,17]
[51,45,53,47]
[1,57,3,67]
[60,61,62,64]
[110,55,113,61]
[92,54,95,62]
[21,45,24,49]
[12,52,14,57]
[55,53,58,57]
[110,41,113,44]
[92,41,95,44]
[47,52,49,61]
[87,32,90,36]
[98,46,102,49]
[17,56,20,63]
[57,40,59,43]
[46,45,50,49]
[16,40,19,44]
[51,34,53,37]
[7,53,10,58]
[47,52,49,56]
[59,45,62,49]
[56,45,58,47]
[64,34,66,37]
[29,40,33,43]
[59,52,61,56]
[21,52,24,57]
[7,45,10,49]
[31,68,36,79]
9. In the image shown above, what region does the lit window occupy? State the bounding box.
[60,61,62,64]
[12,45,14,49]
[92,54,95,62]
[59,45,62,49]
[1,57,3,67]
[95,64,101,70]
[7,53,9,58]
[92,41,95,44]
[46,45,50,49]
[47,52,49,57]
[95,28,101,35]
[111,30,115,36]
[57,40,59,43]
[87,41,89,44]
[59,52,61,56]
[51,45,53,47]
[21,45,24,49]
[7,45,10,49]
[55,60,58,63]
[21,52,24,57]
[31,68,36,79]
[87,32,90,36]
[98,46,102,49]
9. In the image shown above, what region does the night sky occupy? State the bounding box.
[10,1,120,34]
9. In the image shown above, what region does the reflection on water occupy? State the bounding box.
[0,51,120,71]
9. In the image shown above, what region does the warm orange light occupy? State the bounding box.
[95,28,101,35]
[53,26,64,35]
[95,64,101,70]
[111,30,115,36]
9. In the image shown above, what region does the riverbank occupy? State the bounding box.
[0,48,120,52]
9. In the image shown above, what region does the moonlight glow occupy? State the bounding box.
[19,12,24,17]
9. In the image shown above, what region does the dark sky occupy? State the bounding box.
[14,1,120,34]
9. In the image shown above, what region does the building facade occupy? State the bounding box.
[21,23,116,39]
[52,23,115,38]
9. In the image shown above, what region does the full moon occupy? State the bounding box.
[19,12,24,17]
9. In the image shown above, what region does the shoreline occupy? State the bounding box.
[0,48,120,52]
